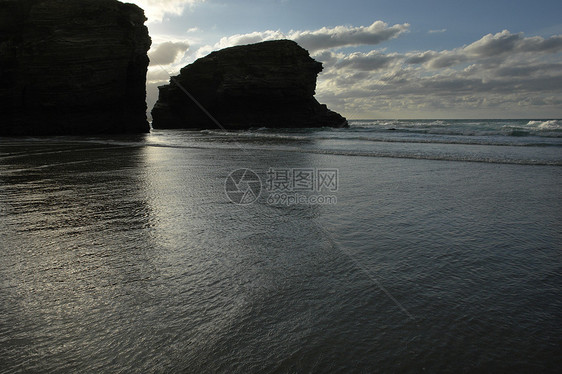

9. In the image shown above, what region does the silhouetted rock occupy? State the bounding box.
[0,0,151,135]
[152,40,347,129]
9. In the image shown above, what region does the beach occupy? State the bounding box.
[1,120,561,372]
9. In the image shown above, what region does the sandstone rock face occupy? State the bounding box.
[152,40,347,130]
[0,0,151,135]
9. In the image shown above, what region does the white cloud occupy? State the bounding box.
[313,31,562,118]
[212,21,409,52]
[403,31,562,70]
[428,29,447,34]
[464,30,522,57]
[333,50,402,71]
[460,30,562,58]
[134,0,205,23]
[425,52,466,69]
[147,69,172,83]
[514,34,562,53]
[149,41,190,65]
[289,21,410,51]
[215,30,286,49]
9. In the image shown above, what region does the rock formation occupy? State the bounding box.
[0,0,151,135]
[152,40,347,130]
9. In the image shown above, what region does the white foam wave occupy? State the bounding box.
[526,120,562,130]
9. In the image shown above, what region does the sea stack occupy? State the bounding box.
[0,0,152,135]
[152,40,347,129]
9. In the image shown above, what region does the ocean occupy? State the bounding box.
[1,119,561,373]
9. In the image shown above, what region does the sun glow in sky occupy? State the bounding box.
[133,0,562,119]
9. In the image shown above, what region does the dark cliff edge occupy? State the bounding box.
[152,40,347,130]
[0,0,151,136]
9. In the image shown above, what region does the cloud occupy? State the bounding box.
[464,30,522,57]
[194,44,215,59]
[464,30,562,57]
[333,50,401,71]
[404,51,436,64]
[516,34,562,53]
[494,63,562,77]
[212,21,409,52]
[147,69,172,83]
[312,30,562,118]
[149,41,190,66]
[428,29,447,34]
[215,30,285,49]
[402,31,562,71]
[135,0,205,23]
[426,52,467,69]
[289,21,410,51]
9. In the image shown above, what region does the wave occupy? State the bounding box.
[286,148,562,166]
[348,119,562,138]
[526,119,562,130]
[194,128,561,147]
[96,140,561,166]
[322,135,559,147]
[3,135,560,169]
[143,143,562,166]
[85,141,557,166]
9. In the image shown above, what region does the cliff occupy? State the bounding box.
[0,0,151,135]
[151,40,347,129]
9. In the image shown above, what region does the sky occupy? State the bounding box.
[133,0,562,119]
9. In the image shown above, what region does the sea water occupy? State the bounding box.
[1,119,561,372]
